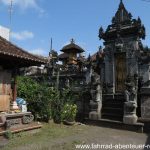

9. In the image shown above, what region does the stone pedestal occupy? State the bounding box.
[5,112,34,129]
[89,83,102,120]
[141,87,150,119]
[87,64,103,120]
[123,114,138,125]
[89,111,101,120]
[123,101,138,125]
[89,101,101,120]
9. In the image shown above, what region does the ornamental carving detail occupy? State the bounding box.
[22,114,34,124]
[6,119,21,129]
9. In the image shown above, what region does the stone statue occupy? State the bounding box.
[125,75,138,103]
[90,65,101,100]
[123,75,138,124]
[89,65,102,120]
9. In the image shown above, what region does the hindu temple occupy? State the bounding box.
[48,0,150,132]
[86,0,150,132]
[10,0,150,132]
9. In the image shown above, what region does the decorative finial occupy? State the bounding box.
[70,38,75,44]
[87,54,91,62]
[50,38,53,51]
[119,0,124,8]
[99,46,102,51]
[99,26,104,40]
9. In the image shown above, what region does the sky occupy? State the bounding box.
[0,0,150,57]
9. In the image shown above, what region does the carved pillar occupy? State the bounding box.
[13,76,17,102]
[10,69,19,111]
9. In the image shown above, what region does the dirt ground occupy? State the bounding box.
[0,122,150,150]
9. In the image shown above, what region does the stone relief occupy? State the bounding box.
[6,119,21,129]
[22,114,34,124]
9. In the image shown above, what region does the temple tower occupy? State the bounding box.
[59,39,85,65]
[99,0,145,94]
[97,0,146,124]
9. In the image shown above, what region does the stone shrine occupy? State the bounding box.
[93,0,150,128]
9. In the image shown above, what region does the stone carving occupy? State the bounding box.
[89,65,102,120]
[123,75,138,124]
[0,115,6,126]
[6,118,21,129]
[90,72,101,102]
[112,0,132,24]
[22,114,34,124]
[99,26,104,40]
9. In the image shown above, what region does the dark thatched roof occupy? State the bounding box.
[61,39,84,53]
[0,36,47,68]
[58,53,69,60]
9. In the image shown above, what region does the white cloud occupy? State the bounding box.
[11,30,34,40]
[0,0,44,14]
[29,48,46,56]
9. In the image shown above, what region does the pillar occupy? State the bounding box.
[10,70,19,111]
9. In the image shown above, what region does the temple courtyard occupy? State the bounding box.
[0,122,150,150]
[0,1,150,150]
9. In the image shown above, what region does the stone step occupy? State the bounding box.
[102,107,123,114]
[84,118,144,133]
[103,98,125,103]
[103,103,124,108]
[101,111,123,120]
[103,100,124,105]
[102,97,124,121]
[0,122,42,136]
[102,113,123,121]
[102,112,123,117]
[103,94,125,101]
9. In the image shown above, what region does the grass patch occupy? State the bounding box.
[1,121,87,150]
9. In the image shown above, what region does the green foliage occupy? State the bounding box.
[17,76,55,122]
[51,89,62,123]
[4,130,13,139]
[17,76,78,123]
[51,88,76,123]
[61,103,77,122]
[17,76,39,102]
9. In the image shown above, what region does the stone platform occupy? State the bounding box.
[84,118,144,133]
[0,112,42,135]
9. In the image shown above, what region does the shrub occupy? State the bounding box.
[4,130,13,139]
[51,88,75,123]
[17,76,77,123]
[51,89,62,123]
[61,103,77,122]
[17,76,54,122]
